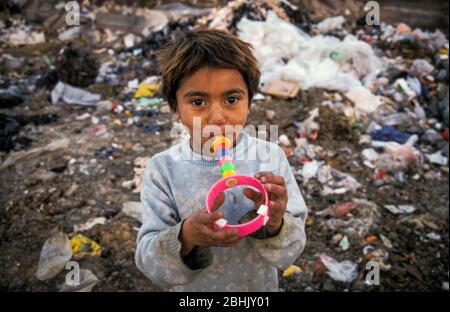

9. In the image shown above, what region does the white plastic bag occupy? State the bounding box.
[319,254,358,283]
[345,86,384,113]
[36,232,72,281]
[51,81,101,106]
[237,12,383,93]
[315,16,345,33]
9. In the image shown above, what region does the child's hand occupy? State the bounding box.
[179,193,240,256]
[243,171,287,237]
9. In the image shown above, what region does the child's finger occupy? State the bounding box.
[264,183,287,197]
[268,200,285,219]
[210,228,239,242]
[255,171,274,179]
[209,210,225,223]
[243,188,263,204]
[198,209,223,225]
[211,192,225,212]
[259,175,285,186]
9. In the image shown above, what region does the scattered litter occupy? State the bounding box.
[362,148,380,162]
[345,86,383,113]
[260,80,300,98]
[315,16,345,33]
[70,234,102,259]
[365,235,377,244]
[238,11,382,92]
[319,254,358,283]
[384,204,416,214]
[278,134,291,146]
[36,232,72,281]
[122,157,150,193]
[300,160,323,184]
[296,108,320,140]
[51,81,101,106]
[133,80,160,99]
[371,125,412,145]
[283,265,303,278]
[339,236,350,251]
[316,201,358,218]
[1,138,70,172]
[7,29,45,46]
[426,232,442,241]
[87,124,108,137]
[426,151,448,165]
[1,0,448,293]
[380,234,393,249]
[74,217,107,232]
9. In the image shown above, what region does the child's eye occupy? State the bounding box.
[191,99,205,107]
[226,96,239,105]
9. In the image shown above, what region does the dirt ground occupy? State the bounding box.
[0,0,449,292]
[0,85,448,291]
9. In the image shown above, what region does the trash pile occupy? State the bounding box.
[0,0,448,292]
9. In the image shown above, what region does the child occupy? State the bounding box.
[135,29,307,291]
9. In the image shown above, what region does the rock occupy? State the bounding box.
[265,109,275,120]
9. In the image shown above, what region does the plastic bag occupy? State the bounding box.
[394,78,416,99]
[426,151,448,165]
[51,81,101,106]
[283,265,303,278]
[70,234,102,259]
[345,86,383,113]
[411,59,434,76]
[294,137,317,160]
[296,108,320,139]
[237,12,383,92]
[319,254,358,283]
[36,232,72,281]
[362,148,380,162]
[315,16,345,33]
[381,113,414,127]
[383,134,420,162]
[300,160,323,183]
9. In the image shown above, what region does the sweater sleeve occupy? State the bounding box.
[249,147,308,270]
[135,156,213,289]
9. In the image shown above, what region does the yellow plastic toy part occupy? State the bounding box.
[212,136,231,152]
[221,169,236,178]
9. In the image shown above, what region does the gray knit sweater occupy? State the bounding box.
[135,131,308,291]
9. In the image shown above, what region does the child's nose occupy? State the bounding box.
[207,104,226,125]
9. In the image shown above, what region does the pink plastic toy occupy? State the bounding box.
[205,136,269,237]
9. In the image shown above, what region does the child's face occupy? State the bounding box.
[175,67,250,152]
